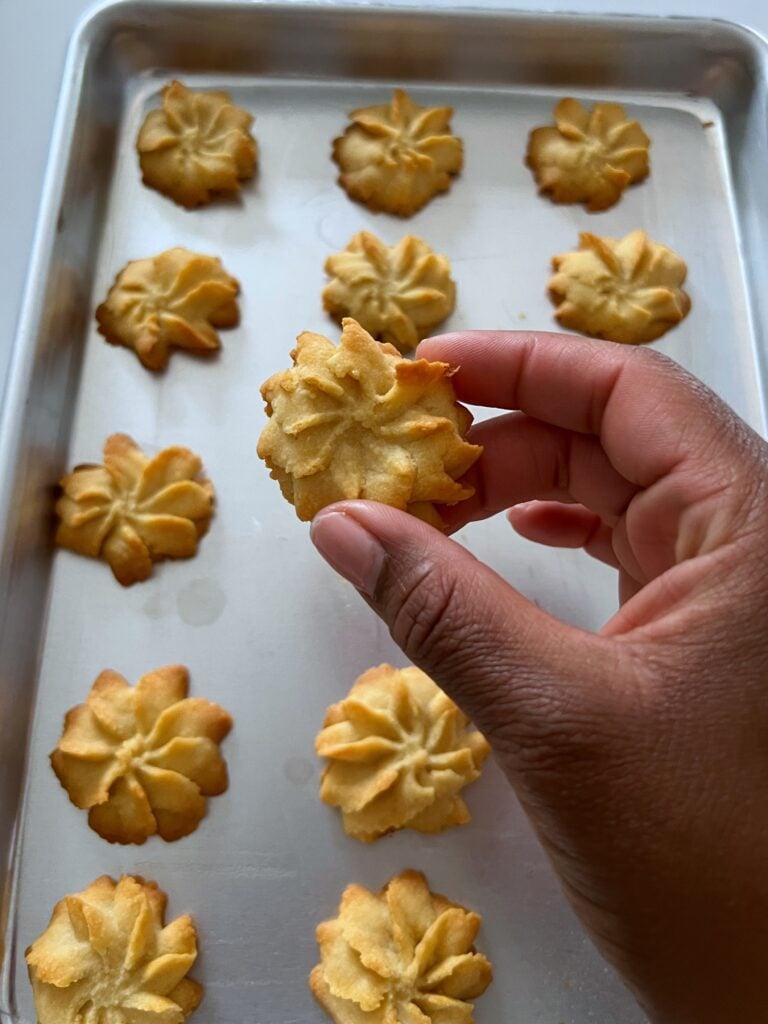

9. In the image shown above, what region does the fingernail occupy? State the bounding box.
[310,510,386,596]
[507,502,536,523]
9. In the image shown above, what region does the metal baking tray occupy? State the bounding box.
[1,2,767,1021]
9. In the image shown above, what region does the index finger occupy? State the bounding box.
[418,330,736,487]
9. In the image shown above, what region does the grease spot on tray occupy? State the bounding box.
[177,577,227,626]
[143,589,171,619]
[283,756,314,784]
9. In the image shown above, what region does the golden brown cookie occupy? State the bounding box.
[323,232,455,354]
[310,869,492,1024]
[526,97,650,212]
[26,874,202,1024]
[316,664,489,842]
[137,80,257,207]
[55,434,214,585]
[333,88,463,216]
[51,665,232,844]
[548,229,691,344]
[257,318,481,526]
[96,248,240,371]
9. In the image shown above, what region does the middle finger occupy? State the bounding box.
[441,411,639,531]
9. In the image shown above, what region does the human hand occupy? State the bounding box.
[310,331,768,1024]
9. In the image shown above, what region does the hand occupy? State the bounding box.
[310,331,768,1024]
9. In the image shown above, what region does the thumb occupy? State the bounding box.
[310,499,625,766]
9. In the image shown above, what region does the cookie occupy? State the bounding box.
[96,248,240,370]
[257,318,481,526]
[26,874,202,1024]
[323,232,455,353]
[317,663,489,842]
[137,80,257,207]
[527,98,650,211]
[548,230,691,344]
[55,434,214,585]
[51,665,232,844]
[310,870,493,1024]
[333,88,463,216]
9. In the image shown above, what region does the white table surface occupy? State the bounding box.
[0,0,765,383]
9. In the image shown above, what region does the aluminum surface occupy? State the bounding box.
[1,3,767,1022]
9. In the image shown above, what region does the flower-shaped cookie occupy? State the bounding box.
[323,232,456,354]
[333,88,463,216]
[257,318,481,526]
[26,874,202,1024]
[548,230,691,345]
[310,870,493,1024]
[55,434,215,585]
[526,98,650,212]
[317,664,489,842]
[51,665,232,844]
[137,80,257,207]
[96,248,240,371]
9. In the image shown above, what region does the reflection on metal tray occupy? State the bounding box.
[1,3,766,1022]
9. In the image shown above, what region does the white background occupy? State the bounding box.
[0,0,766,382]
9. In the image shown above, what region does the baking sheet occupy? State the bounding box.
[2,4,767,1022]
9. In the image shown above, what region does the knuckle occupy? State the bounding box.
[386,558,464,665]
[626,342,675,374]
[381,557,502,686]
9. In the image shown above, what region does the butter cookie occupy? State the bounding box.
[137,80,257,207]
[333,89,463,216]
[96,248,240,370]
[26,874,202,1024]
[527,98,650,211]
[51,665,232,844]
[549,230,690,344]
[317,664,489,842]
[55,434,214,585]
[310,870,492,1024]
[257,319,481,526]
[323,232,455,353]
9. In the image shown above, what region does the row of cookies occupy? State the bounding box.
[136,80,461,214]
[46,662,488,847]
[137,81,648,217]
[96,224,691,376]
[27,868,491,1024]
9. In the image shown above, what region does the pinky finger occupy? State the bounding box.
[507,501,620,570]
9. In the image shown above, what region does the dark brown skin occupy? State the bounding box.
[310,331,768,1024]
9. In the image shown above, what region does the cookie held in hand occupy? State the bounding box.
[51,664,232,844]
[26,874,203,1024]
[316,663,489,842]
[310,869,493,1024]
[548,229,691,344]
[527,97,650,212]
[257,318,481,526]
[333,88,463,216]
[323,232,456,354]
[55,434,214,585]
[96,248,240,370]
[137,80,257,207]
